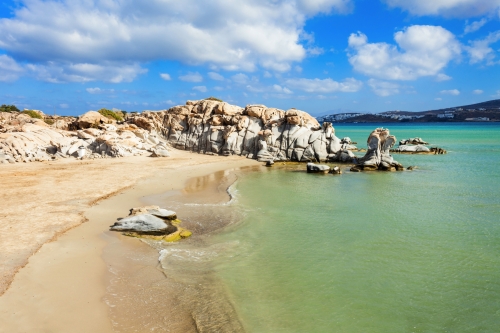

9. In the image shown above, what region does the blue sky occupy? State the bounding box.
[0,0,499,116]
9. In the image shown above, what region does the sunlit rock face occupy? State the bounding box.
[128,100,356,163]
[351,128,404,171]
[0,99,356,164]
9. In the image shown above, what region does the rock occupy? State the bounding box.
[307,162,330,173]
[266,160,274,167]
[77,111,110,129]
[110,214,176,235]
[391,145,430,153]
[430,147,447,154]
[407,166,417,170]
[110,207,190,242]
[151,148,170,157]
[329,166,341,174]
[399,137,428,145]
[356,128,403,171]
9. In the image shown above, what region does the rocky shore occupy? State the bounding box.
[1,99,358,165]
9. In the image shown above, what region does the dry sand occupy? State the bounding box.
[0,150,260,332]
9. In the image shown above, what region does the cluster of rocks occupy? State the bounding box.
[0,110,169,163]
[1,99,448,165]
[110,206,192,242]
[122,100,358,164]
[391,136,447,154]
[399,137,428,145]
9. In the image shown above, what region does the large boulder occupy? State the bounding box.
[110,214,175,235]
[307,162,330,173]
[110,206,192,242]
[77,111,110,129]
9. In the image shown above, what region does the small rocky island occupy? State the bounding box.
[391,137,447,154]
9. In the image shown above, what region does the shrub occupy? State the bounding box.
[204,97,223,102]
[44,118,55,125]
[0,104,20,113]
[21,110,43,119]
[98,108,124,121]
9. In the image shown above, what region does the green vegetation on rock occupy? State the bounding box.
[98,108,124,121]
[21,110,43,119]
[204,97,223,102]
[0,104,20,113]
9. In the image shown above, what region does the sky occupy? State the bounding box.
[0,0,500,116]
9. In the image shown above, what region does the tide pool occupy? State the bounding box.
[212,123,500,333]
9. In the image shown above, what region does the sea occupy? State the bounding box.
[119,123,500,332]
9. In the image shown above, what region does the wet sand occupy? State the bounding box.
[0,150,260,332]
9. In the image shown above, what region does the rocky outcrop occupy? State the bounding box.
[392,145,430,153]
[121,101,356,164]
[0,113,171,163]
[392,137,447,155]
[110,206,191,242]
[352,128,404,171]
[399,137,428,145]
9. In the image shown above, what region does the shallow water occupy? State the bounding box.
[208,123,500,333]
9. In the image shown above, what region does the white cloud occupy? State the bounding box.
[86,87,115,94]
[193,86,207,93]
[246,85,265,93]
[0,0,351,82]
[367,79,400,96]
[231,73,249,84]
[27,62,146,83]
[160,73,171,81]
[0,55,24,82]
[273,84,293,94]
[441,89,460,95]
[464,18,489,35]
[347,25,461,81]
[179,72,203,82]
[263,71,273,78]
[436,73,452,81]
[473,89,484,94]
[383,0,500,17]
[307,47,325,56]
[435,97,442,101]
[208,72,225,81]
[466,30,500,64]
[284,77,362,93]
[59,103,69,108]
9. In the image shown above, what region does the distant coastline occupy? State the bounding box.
[318,98,500,123]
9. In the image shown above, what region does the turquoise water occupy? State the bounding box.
[212,123,500,333]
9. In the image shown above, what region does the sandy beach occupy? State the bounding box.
[0,149,260,332]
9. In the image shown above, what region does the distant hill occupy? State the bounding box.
[318,99,500,123]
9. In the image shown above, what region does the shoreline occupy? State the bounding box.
[103,164,262,332]
[0,150,260,332]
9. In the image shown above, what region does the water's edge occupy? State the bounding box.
[101,165,264,332]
